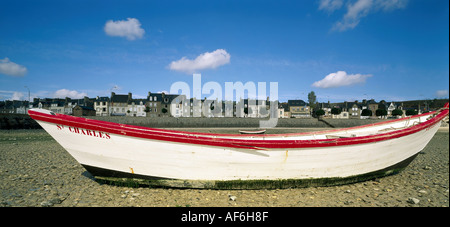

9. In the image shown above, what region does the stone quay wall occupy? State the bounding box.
[1,113,393,129]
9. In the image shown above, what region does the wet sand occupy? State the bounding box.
[0,128,448,207]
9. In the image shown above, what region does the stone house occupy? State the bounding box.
[73,105,96,116]
[288,100,310,118]
[317,102,332,118]
[49,99,65,114]
[348,102,361,119]
[146,92,184,117]
[278,102,290,118]
[94,96,110,116]
[385,102,404,117]
[367,99,378,118]
[128,99,147,117]
[65,97,94,115]
[110,92,130,116]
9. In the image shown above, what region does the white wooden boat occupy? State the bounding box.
[28,103,448,189]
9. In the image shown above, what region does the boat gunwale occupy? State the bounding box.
[28,103,449,150]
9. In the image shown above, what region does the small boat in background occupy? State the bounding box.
[239,129,266,134]
[28,103,449,189]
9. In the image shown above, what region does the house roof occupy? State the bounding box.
[288,100,307,106]
[111,94,129,103]
[130,99,147,105]
[317,102,331,108]
[96,96,110,102]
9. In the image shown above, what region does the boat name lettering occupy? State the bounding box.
[56,124,110,139]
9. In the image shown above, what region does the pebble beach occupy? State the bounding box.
[0,128,448,207]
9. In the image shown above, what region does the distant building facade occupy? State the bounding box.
[288,100,310,118]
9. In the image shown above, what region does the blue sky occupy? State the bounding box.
[1,0,448,103]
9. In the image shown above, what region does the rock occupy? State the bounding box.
[40,198,63,207]
[418,190,427,194]
[423,166,432,170]
[40,201,53,207]
[228,195,237,201]
[50,198,63,204]
[407,197,420,204]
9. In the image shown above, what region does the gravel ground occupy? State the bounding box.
[0,128,448,207]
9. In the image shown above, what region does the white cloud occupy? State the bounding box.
[319,0,409,31]
[319,0,344,12]
[0,58,28,77]
[169,49,231,74]
[53,89,88,99]
[104,18,145,40]
[11,92,24,100]
[435,90,449,98]
[0,90,32,101]
[333,0,374,31]
[312,71,372,88]
[375,0,408,11]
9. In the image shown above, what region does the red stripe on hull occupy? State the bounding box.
[28,103,449,150]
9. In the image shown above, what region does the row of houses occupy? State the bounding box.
[0,92,270,118]
[279,99,438,119]
[96,92,273,118]
[280,99,411,119]
[0,97,95,116]
[0,92,435,119]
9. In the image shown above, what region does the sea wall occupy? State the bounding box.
[0,113,393,129]
[0,114,42,129]
[84,116,388,128]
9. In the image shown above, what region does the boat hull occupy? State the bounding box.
[29,104,448,189]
